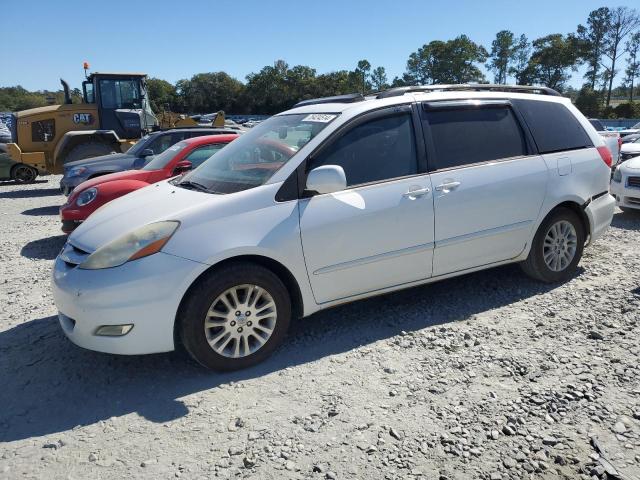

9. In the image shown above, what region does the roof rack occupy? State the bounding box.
[376,84,562,99]
[294,93,365,108]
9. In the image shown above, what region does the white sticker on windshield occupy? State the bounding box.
[303,114,337,123]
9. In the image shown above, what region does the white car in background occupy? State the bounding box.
[617,121,640,137]
[619,136,640,164]
[611,156,640,212]
[52,85,615,371]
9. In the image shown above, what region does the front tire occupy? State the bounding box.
[521,207,585,283]
[11,164,38,184]
[179,263,291,371]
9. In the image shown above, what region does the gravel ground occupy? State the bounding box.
[0,175,639,480]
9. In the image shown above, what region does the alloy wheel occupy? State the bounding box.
[203,284,277,358]
[543,220,577,272]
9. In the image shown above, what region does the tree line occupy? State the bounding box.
[1,6,639,118]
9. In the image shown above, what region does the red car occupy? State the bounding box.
[60,134,239,233]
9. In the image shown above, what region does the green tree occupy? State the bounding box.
[405,35,488,85]
[574,86,602,117]
[623,31,640,103]
[146,77,178,112]
[177,72,245,113]
[508,34,532,84]
[576,7,612,90]
[487,30,516,84]
[370,66,388,91]
[602,7,640,106]
[355,59,372,93]
[527,34,581,91]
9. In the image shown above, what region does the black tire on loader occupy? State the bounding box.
[65,141,117,164]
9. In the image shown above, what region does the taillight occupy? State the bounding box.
[617,137,622,149]
[597,146,612,167]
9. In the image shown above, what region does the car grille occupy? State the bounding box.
[628,177,640,189]
[625,196,640,206]
[59,241,91,267]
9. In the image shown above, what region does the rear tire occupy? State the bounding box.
[65,141,116,164]
[11,164,38,184]
[178,262,291,371]
[521,207,585,283]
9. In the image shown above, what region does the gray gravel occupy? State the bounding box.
[1,176,639,480]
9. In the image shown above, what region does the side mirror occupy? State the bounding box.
[140,148,154,157]
[305,165,347,195]
[173,160,192,175]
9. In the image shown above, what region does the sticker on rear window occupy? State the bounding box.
[303,114,337,123]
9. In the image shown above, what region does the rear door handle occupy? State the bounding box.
[402,186,430,198]
[435,181,461,193]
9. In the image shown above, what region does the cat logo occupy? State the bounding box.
[72,113,93,125]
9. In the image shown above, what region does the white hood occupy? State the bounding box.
[69,181,216,252]
[621,155,640,170]
[621,143,640,154]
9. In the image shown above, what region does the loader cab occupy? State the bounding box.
[82,73,157,140]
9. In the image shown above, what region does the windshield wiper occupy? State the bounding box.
[176,180,210,192]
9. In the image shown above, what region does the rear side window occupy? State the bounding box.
[310,113,417,187]
[514,100,593,154]
[423,106,527,170]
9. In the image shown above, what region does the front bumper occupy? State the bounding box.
[52,250,207,355]
[610,179,640,210]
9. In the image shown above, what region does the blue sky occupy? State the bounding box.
[1,0,633,91]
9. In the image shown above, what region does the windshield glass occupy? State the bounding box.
[143,142,187,170]
[126,135,151,156]
[178,113,337,194]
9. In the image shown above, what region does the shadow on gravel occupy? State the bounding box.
[0,263,571,442]
[0,179,47,187]
[612,211,640,231]
[21,205,60,216]
[0,187,61,199]
[20,235,66,260]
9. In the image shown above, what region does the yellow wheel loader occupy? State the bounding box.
[5,72,159,175]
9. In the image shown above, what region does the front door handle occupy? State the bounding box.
[435,181,461,193]
[403,186,431,198]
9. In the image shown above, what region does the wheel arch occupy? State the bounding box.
[173,254,304,348]
[54,130,121,164]
[537,200,590,242]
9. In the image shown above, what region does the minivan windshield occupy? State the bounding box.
[177,113,337,194]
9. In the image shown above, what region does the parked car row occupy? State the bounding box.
[60,134,239,232]
[59,127,241,195]
[52,85,616,372]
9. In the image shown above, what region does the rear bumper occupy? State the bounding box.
[585,193,615,243]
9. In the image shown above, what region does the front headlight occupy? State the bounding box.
[76,187,98,206]
[69,166,87,177]
[79,221,180,270]
[612,167,622,183]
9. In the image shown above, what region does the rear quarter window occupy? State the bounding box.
[514,100,593,154]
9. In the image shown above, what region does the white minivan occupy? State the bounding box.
[52,85,615,371]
